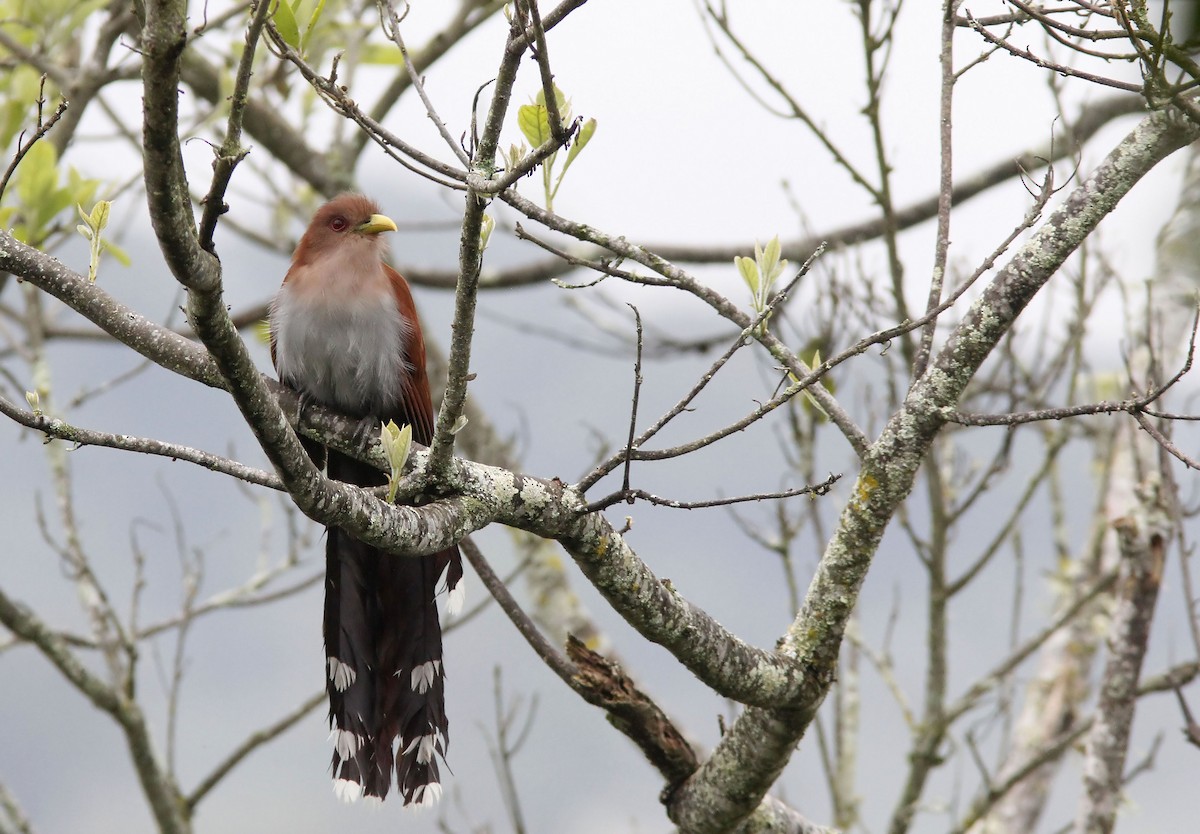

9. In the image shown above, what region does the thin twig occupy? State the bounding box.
[0,781,35,834]
[481,667,533,834]
[460,537,578,689]
[587,474,841,514]
[1134,412,1200,470]
[186,691,326,809]
[265,29,467,189]
[426,8,531,475]
[620,305,644,499]
[0,79,68,204]
[0,392,282,489]
[197,0,273,251]
[1173,685,1200,749]
[913,0,958,379]
[944,568,1119,725]
[578,243,830,490]
[964,13,1143,93]
[376,0,472,166]
[523,0,566,143]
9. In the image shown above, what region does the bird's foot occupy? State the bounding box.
[351,415,380,458]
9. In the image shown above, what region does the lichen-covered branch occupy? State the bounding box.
[666,104,1200,834]
[4,5,813,716]
[140,0,220,293]
[1076,488,1170,834]
[566,637,698,788]
[0,231,223,386]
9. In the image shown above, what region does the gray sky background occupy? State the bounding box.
[2,1,1197,833]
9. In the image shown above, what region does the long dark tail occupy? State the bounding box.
[323,449,463,806]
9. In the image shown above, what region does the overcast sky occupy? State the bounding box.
[2,2,1196,833]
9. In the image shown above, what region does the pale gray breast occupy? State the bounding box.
[271,286,413,417]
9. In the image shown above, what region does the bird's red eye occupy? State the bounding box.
[329,216,348,232]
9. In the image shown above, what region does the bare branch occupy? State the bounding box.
[1077,489,1171,834]
[196,0,273,251]
[666,104,1200,834]
[0,391,282,489]
[186,691,325,810]
[0,79,67,204]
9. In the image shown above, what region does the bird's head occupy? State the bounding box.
[292,193,398,268]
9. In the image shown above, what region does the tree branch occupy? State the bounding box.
[665,103,1200,834]
[140,0,221,292]
[1076,489,1170,834]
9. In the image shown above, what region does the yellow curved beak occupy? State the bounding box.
[356,213,398,235]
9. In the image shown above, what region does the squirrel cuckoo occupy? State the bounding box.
[270,193,464,807]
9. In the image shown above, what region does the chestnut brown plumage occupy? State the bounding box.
[270,194,463,806]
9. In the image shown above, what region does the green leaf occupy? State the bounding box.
[479,213,495,251]
[795,340,836,422]
[736,255,760,296]
[272,0,301,50]
[15,141,57,211]
[100,238,131,267]
[89,199,110,230]
[300,0,327,53]
[43,188,74,225]
[800,386,831,422]
[518,103,551,147]
[379,420,413,504]
[761,236,782,284]
[359,43,402,65]
[535,83,571,122]
[13,142,85,243]
[73,199,121,281]
[66,166,99,205]
[560,117,596,176]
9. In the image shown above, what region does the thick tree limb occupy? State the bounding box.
[567,636,698,788]
[0,232,223,386]
[140,0,221,293]
[1076,490,1170,834]
[137,0,832,716]
[665,104,1200,834]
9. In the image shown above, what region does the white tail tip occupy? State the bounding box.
[411,781,443,808]
[326,657,356,692]
[333,778,363,803]
[329,728,361,761]
[446,581,466,617]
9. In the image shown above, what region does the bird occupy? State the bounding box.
[269,193,464,807]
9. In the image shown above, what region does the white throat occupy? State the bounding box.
[271,270,413,417]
